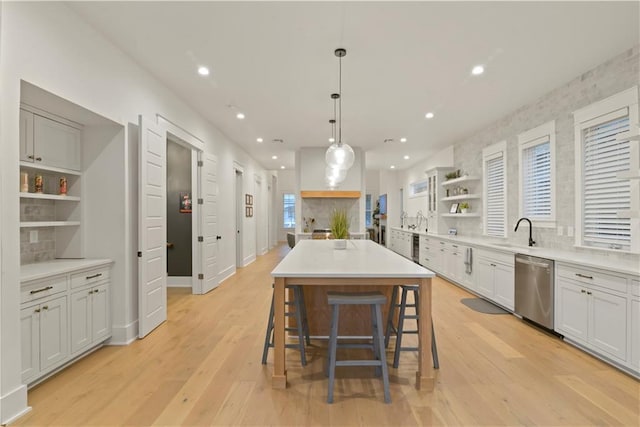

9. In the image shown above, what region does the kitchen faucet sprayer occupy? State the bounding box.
[515,217,535,247]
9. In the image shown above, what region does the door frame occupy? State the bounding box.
[234,163,244,268]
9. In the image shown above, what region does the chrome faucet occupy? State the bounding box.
[514,217,535,246]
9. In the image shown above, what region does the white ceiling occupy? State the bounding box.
[67,1,639,171]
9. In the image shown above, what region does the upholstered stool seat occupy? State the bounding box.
[262,284,310,366]
[326,291,391,404]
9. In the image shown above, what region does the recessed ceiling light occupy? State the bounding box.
[256,137,263,143]
[404,155,410,160]
[197,66,210,76]
[425,112,434,119]
[329,137,335,143]
[400,138,407,143]
[471,65,484,75]
[272,155,278,160]
[280,166,285,169]
[236,112,245,120]
[390,165,396,169]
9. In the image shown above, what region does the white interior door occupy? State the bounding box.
[201,153,219,293]
[138,115,167,338]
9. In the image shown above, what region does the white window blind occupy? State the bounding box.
[485,151,506,237]
[283,193,295,228]
[522,137,551,218]
[582,114,631,250]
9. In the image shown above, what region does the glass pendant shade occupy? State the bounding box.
[325,165,347,187]
[325,142,355,170]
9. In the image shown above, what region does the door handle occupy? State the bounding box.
[167,242,174,248]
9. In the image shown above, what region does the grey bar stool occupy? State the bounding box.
[326,291,391,404]
[384,285,439,369]
[262,284,310,366]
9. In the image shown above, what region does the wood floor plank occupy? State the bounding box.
[13,243,639,427]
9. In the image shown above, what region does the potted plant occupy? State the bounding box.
[329,208,349,249]
[459,202,470,214]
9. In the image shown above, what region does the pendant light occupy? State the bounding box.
[325,95,347,187]
[326,48,355,171]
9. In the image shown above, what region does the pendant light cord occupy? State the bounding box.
[338,55,342,146]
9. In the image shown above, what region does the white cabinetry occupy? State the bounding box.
[389,228,412,259]
[424,167,453,234]
[440,175,481,218]
[20,262,112,385]
[555,263,629,363]
[20,108,81,171]
[475,248,514,310]
[630,280,640,370]
[21,294,68,383]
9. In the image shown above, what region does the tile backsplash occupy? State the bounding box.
[20,199,56,264]
[301,198,360,232]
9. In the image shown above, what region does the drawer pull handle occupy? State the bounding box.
[575,273,593,280]
[42,306,48,310]
[27,155,34,159]
[34,308,41,313]
[86,273,103,280]
[30,286,53,294]
[581,289,586,293]
[35,157,42,162]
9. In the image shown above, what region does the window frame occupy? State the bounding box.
[365,194,373,228]
[483,141,508,238]
[573,86,639,253]
[518,121,556,228]
[282,193,295,229]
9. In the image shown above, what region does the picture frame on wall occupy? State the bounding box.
[180,192,192,213]
[449,203,459,214]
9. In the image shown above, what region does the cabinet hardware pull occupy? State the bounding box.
[575,273,593,279]
[581,289,586,293]
[586,291,592,295]
[30,286,53,294]
[35,308,40,313]
[491,263,496,267]
[86,273,102,280]
[35,157,42,161]
[27,155,34,159]
[88,290,93,295]
[452,244,458,248]
[42,306,48,310]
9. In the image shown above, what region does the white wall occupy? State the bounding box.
[0,3,272,422]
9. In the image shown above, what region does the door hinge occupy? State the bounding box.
[198,273,204,280]
[137,251,142,258]
[198,236,204,242]
[197,160,204,167]
[197,198,203,205]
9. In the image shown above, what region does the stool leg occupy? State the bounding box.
[384,286,399,348]
[298,286,311,346]
[374,303,391,403]
[261,292,275,364]
[393,287,409,368]
[432,320,439,369]
[370,304,382,377]
[293,286,307,366]
[327,304,340,404]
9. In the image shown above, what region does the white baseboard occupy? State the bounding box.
[243,254,256,266]
[108,320,138,345]
[0,384,29,425]
[167,276,192,287]
[218,265,235,284]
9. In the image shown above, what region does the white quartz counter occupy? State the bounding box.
[21,258,113,282]
[390,226,639,276]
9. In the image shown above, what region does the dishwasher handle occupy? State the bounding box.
[515,257,551,269]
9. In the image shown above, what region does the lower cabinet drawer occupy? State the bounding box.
[21,275,68,304]
[557,264,626,293]
[71,267,110,289]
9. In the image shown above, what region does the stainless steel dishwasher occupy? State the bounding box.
[515,254,555,329]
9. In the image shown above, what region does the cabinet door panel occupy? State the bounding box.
[92,284,111,343]
[475,258,495,298]
[556,280,588,342]
[20,305,40,382]
[589,289,626,361]
[494,263,514,310]
[20,109,34,163]
[631,298,640,370]
[70,289,91,353]
[33,115,81,171]
[40,296,68,370]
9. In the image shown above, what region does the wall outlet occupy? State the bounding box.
[557,226,563,236]
[29,230,38,243]
[567,226,574,237]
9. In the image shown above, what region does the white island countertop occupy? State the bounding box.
[272,239,435,278]
[21,258,113,282]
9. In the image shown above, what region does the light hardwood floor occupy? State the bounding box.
[14,244,639,426]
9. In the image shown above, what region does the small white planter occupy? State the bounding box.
[334,239,347,250]
[461,208,468,214]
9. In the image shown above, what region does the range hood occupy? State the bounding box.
[300,191,361,199]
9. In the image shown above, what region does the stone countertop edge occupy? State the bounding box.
[390,226,639,277]
[21,258,114,283]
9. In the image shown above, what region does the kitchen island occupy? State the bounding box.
[271,239,436,390]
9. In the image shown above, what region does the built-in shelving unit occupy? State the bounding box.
[441,213,481,218]
[440,175,479,187]
[441,194,481,202]
[20,221,81,228]
[20,193,81,202]
[440,175,481,218]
